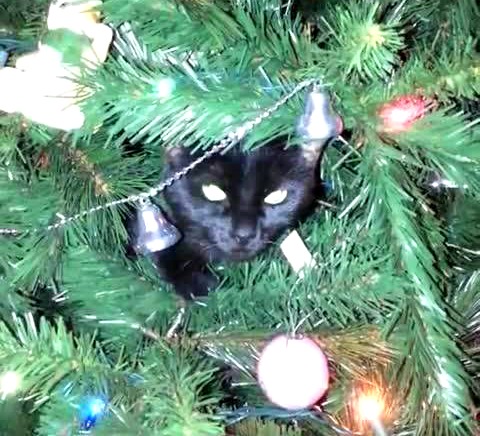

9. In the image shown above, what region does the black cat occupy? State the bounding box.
[142,137,330,300]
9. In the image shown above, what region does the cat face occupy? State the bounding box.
[163,139,322,262]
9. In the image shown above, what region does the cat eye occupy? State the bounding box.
[202,184,227,202]
[264,189,288,205]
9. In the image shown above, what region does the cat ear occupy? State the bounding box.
[165,146,192,167]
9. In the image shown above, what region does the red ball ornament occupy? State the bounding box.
[257,334,329,410]
[378,94,428,133]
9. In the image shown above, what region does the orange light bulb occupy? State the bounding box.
[357,394,384,421]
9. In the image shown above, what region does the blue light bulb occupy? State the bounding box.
[89,398,106,416]
[80,397,107,431]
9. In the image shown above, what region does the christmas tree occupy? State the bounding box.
[1,0,479,434]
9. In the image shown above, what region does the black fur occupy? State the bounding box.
[137,138,324,299]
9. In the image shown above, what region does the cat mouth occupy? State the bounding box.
[226,248,258,261]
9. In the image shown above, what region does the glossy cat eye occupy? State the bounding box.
[202,184,227,202]
[264,189,288,205]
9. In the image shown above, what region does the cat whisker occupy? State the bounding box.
[199,242,221,260]
[201,242,220,252]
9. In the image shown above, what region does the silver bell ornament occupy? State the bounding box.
[297,86,343,141]
[135,199,182,254]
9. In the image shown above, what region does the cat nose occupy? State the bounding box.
[232,226,256,245]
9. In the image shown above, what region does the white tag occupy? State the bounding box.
[280,230,317,278]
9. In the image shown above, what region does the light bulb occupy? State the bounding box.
[89,398,107,415]
[357,394,383,421]
[80,396,108,431]
[222,115,234,124]
[0,371,21,396]
[156,78,176,99]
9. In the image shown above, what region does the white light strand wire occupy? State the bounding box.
[1,79,315,236]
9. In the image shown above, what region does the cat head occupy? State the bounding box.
[163,138,327,262]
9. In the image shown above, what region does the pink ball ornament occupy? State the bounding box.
[335,115,344,136]
[256,334,329,410]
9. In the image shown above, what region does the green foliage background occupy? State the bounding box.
[0,0,479,434]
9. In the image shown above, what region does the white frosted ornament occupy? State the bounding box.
[0,0,113,131]
[257,334,329,410]
[0,371,21,397]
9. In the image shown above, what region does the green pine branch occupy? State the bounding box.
[360,141,475,434]
[102,0,242,52]
[59,244,177,349]
[0,0,479,433]
[321,1,405,83]
[132,342,223,435]
[0,315,125,406]
[0,315,224,435]
[0,0,49,40]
